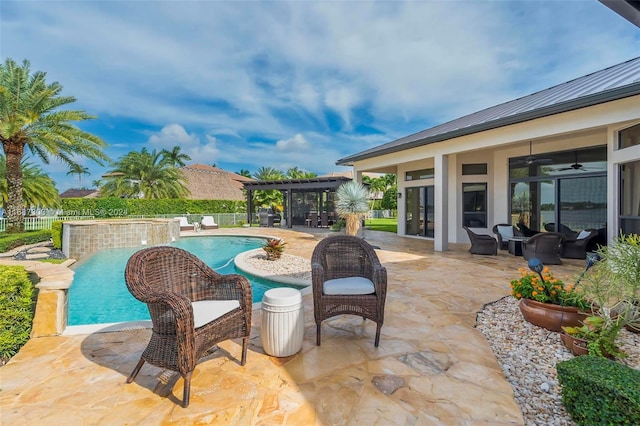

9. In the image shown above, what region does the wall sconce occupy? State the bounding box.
[397,192,402,199]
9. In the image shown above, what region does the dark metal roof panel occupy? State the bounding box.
[337,56,640,165]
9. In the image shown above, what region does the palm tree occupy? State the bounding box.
[100,148,189,199]
[0,155,59,209]
[67,164,90,187]
[252,166,285,209]
[336,180,369,236]
[161,146,191,167]
[236,169,252,178]
[286,167,317,179]
[0,59,109,232]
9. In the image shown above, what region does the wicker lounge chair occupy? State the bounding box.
[124,246,252,407]
[311,235,387,347]
[522,232,566,265]
[562,229,599,259]
[492,223,523,250]
[463,226,498,255]
[201,215,219,230]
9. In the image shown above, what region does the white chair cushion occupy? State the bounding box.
[497,225,514,239]
[202,216,217,226]
[323,277,375,295]
[192,300,240,328]
[577,230,591,240]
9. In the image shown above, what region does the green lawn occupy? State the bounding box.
[365,218,398,233]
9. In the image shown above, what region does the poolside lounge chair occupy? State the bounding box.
[311,235,387,347]
[522,232,565,265]
[124,246,252,408]
[201,215,218,230]
[463,226,498,255]
[174,216,193,231]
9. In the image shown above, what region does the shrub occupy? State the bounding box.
[557,355,640,425]
[0,265,35,363]
[60,197,246,217]
[0,230,52,253]
[51,221,63,249]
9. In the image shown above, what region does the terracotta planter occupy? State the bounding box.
[560,332,590,356]
[518,298,588,332]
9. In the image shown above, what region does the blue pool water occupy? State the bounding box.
[68,236,303,326]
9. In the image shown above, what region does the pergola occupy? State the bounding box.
[243,176,352,228]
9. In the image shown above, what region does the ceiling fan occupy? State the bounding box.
[512,141,553,166]
[556,150,588,171]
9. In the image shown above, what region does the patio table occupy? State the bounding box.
[507,236,528,256]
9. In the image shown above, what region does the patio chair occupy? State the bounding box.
[562,229,599,259]
[544,223,579,240]
[174,216,193,231]
[201,215,219,230]
[492,223,523,250]
[124,246,252,408]
[463,226,498,255]
[311,235,387,347]
[522,232,565,265]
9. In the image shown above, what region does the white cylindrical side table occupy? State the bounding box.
[261,288,304,357]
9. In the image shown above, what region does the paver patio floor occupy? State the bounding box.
[0,227,586,425]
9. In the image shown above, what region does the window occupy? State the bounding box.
[619,123,640,149]
[462,183,487,227]
[405,168,434,181]
[462,163,487,175]
[620,160,640,235]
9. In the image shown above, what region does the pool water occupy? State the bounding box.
[68,236,303,326]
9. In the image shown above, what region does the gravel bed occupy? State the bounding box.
[241,252,312,281]
[476,296,640,426]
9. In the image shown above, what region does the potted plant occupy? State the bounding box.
[561,316,625,358]
[335,181,369,236]
[559,233,640,357]
[511,264,591,331]
[262,238,287,261]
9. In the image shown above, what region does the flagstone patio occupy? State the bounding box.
[0,227,586,425]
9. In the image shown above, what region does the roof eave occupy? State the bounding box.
[336,83,640,166]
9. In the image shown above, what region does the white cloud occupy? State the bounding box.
[148,124,200,149]
[275,133,309,152]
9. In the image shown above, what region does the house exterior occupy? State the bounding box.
[336,56,640,251]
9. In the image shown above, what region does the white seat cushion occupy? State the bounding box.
[577,230,591,240]
[497,225,514,239]
[323,277,375,295]
[192,300,240,328]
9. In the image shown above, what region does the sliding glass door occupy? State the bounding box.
[405,186,434,237]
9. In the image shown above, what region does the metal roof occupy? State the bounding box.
[336,56,640,165]
[243,176,352,192]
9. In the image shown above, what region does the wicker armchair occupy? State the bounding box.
[463,226,498,255]
[522,232,566,265]
[562,229,599,259]
[492,223,523,250]
[311,235,387,347]
[124,246,252,408]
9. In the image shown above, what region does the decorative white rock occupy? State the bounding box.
[261,288,304,357]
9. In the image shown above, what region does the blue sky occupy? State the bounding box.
[1,0,639,192]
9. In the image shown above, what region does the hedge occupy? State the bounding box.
[0,230,52,253]
[60,198,246,218]
[557,355,640,425]
[0,265,35,362]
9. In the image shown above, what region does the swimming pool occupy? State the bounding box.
[68,236,303,326]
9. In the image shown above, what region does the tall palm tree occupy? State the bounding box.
[0,59,109,232]
[100,148,189,199]
[67,164,90,187]
[286,167,317,179]
[0,155,59,209]
[252,166,285,209]
[161,145,191,167]
[236,169,252,178]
